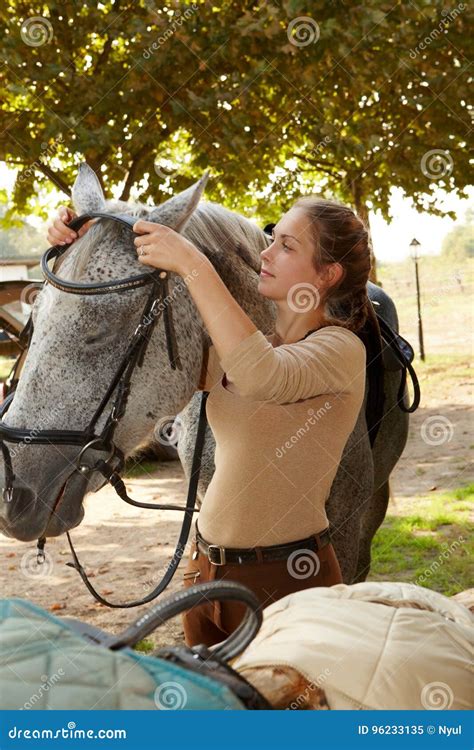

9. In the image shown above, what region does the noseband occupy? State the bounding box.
[0,212,209,607]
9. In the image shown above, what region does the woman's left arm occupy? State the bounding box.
[133,221,258,362]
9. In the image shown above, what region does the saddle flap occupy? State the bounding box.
[378,319,415,371]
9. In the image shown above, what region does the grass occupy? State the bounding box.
[377,256,473,357]
[133,638,155,654]
[414,353,472,385]
[0,357,15,379]
[371,483,473,595]
[123,459,160,479]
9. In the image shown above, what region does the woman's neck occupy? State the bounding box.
[274,308,326,345]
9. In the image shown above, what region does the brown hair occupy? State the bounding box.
[293,196,372,333]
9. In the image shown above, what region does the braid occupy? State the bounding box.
[293,196,373,334]
[324,285,371,334]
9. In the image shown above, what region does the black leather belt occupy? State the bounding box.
[194,525,331,566]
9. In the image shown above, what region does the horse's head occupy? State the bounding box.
[0,163,208,542]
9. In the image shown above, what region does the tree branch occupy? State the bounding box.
[119,145,151,201]
[94,0,122,76]
[36,163,71,197]
[292,152,339,169]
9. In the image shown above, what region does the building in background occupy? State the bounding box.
[0,257,40,282]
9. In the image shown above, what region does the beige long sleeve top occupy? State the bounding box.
[198,326,367,547]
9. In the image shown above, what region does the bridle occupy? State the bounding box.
[0,212,210,608]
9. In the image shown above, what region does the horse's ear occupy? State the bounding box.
[71,163,106,214]
[149,172,209,232]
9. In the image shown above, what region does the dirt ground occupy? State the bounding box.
[1,353,471,651]
[387,357,473,501]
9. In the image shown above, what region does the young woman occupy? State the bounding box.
[47,196,371,648]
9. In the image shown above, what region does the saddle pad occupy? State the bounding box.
[233,581,473,710]
[0,598,245,710]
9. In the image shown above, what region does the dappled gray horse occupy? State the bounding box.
[0,163,408,583]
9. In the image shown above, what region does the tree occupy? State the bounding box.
[1,1,472,277]
[441,207,474,259]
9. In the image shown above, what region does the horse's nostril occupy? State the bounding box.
[2,485,34,505]
[1,484,35,523]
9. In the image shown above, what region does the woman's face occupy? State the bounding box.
[258,206,326,306]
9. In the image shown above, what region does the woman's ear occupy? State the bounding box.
[326,262,344,288]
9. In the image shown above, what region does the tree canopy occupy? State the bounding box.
[1,0,472,245]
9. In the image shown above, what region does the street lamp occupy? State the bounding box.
[409,237,425,361]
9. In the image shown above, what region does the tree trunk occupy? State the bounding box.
[120,145,150,201]
[352,178,378,284]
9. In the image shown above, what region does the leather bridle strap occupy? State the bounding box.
[42,212,182,371]
[65,390,209,608]
[86,278,164,438]
[42,213,157,294]
[0,279,164,448]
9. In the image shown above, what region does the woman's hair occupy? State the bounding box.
[293,195,372,333]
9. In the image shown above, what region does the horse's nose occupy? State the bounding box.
[2,484,35,506]
[0,483,37,540]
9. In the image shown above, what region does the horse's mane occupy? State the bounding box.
[62,199,270,281]
[186,201,270,275]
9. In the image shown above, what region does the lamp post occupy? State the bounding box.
[409,238,425,361]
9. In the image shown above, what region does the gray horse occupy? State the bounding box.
[0,163,408,583]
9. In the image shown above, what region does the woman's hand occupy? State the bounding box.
[46,207,96,246]
[133,220,204,276]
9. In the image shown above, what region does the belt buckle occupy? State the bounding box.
[315,528,330,550]
[207,544,226,566]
